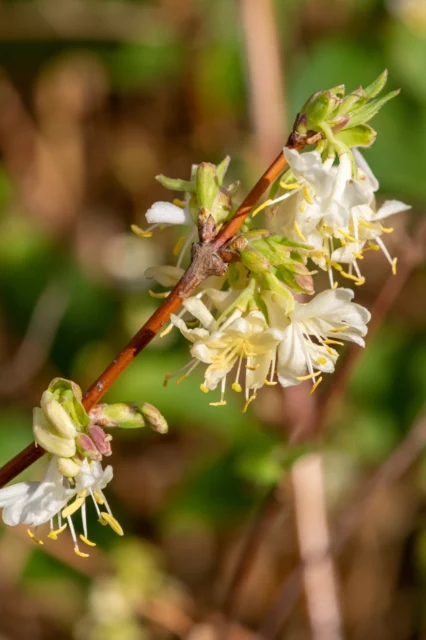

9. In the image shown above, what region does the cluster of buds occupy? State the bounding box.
[33,378,168,478]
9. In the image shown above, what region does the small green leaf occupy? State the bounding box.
[196,163,219,212]
[155,175,195,192]
[364,69,388,99]
[344,89,400,129]
[335,124,377,148]
[216,156,231,186]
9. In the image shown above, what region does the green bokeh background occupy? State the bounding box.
[0,1,426,638]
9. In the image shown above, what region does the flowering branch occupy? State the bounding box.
[0,141,305,490]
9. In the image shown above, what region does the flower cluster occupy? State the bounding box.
[0,378,168,557]
[140,72,410,409]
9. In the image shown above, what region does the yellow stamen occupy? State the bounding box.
[246,364,260,371]
[325,345,338,356]
[353,252,364,260]
[200,384,209,393]
[173,198,185,208]
[279,180,301,190]
[368,241,380,251]
[48,523,68,540]
[163,373,171,387]
[294,222,306,241]
[159,324,174,338]
[177,372,191,385]
[209,401,227,407]
[340,270,364,285]
[325,258,342,272]
[173,235,185,256]
[252,199,272,218]
[27,529,43,545]
[330,325,350,333]
[232,382,242,393]
[354,277,366,286]
[392,257,398,275]
[74,548,90,558]
[149,290,170,299]
[303,185,314,205]
[131,224,153,238]
[100,512,124,536]
[309,376,323,394]
[339,229,358,243]
[359,220,373,229]
[332,281,338,289]
[79,535,96,547]
[62,496,85,519]
[94,491,104,505]
[317,357,327,365]
[296,371,322,381]
[264,379,277,386]
[379,224,394,234]
[299,200,307,213]
[323,339,344,346]
[242,393,257,414]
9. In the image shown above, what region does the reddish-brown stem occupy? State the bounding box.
[0,144,299,488]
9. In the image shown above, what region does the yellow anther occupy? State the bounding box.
[299,200,307,213]
[309,376,323,394]
[303,185,314,205]
[209,401,227,407]
[232,382,242,393]
[242,393,257,414]
[294,222,306,241]
[79,535,97,547]
[200,384,209,393]
[27,529,43,545]
[296,371,322,381]
[367,241,380,251]
[252,199,272,218]
[323,339,344,346]
[339,230,358,243]
[48,523,68,540]
[246,364,260,371]
[100,512,124,536]
[264,379,277,386]
[379,224,394,234]
[74,548,90,558]
[317,357,327,365]
[173,198,185,208]
[392,257,398,275]
[359,220,373,229]
[173,235,185,256]
[177,372,191,385]
[353,252,364,260]
[131,224,153,238]
[332,281,338,289]
[279,180,302,190]
[325,345,338,356]
[159,324,174,338]
[330,325,350,333]
[94,491,105,505]
[325,258,342,272]
[62,496,85,519]
[149,290,170,299]
[163,373,171,387]
[354,276,366,286]
[340,270,364,285]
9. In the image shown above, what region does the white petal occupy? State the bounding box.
[144,265,184,287]
[374,200,411,221]
[292,288,355,322]
[277,324,307,386]
[145,201,192,226]
[353,148,379,192]
[183,298,215,329]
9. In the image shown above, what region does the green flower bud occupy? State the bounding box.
[57,456,82,478]
[89,403,146,429]
[40,391,77,439]
[297,91,341,134]
[196,163,219,213]
[240,246,271,274]
[33,408,76,458]
[47,378,89,429]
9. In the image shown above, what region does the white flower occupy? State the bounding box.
[145,201,192,226]
[273,288,370,389]
[0,457,122,557]
[169,298,283,409]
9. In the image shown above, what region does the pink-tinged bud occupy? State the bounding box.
[88,425,112,457]
[294,268,315,295]
[76,434,102,461]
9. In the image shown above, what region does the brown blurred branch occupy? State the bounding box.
[260,402,426,639]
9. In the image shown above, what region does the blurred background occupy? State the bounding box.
[1,0,426,638]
